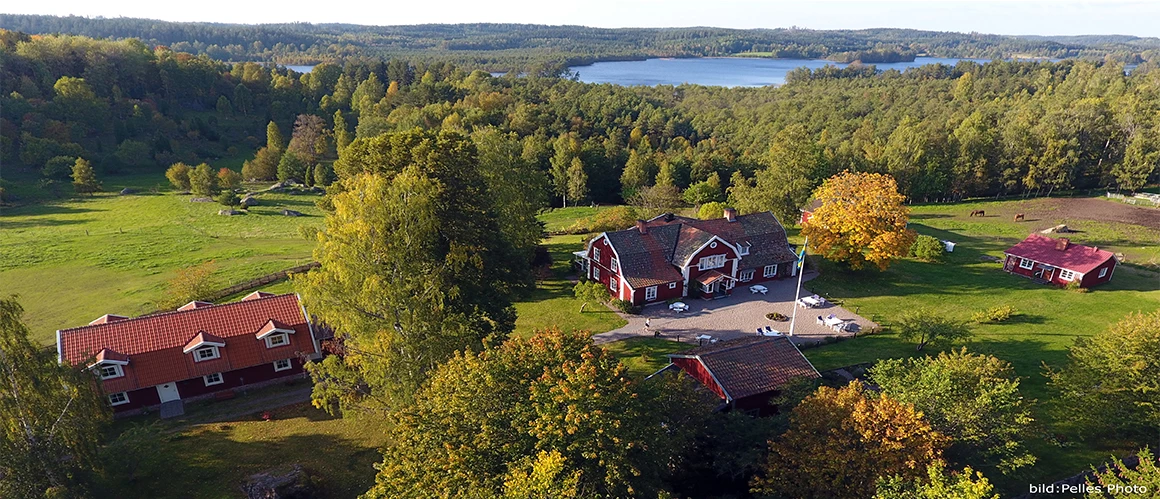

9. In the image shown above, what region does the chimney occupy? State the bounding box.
[724,208,737,222]
[1056,238,1070,251]
[1092,246,1099,253]
[636,219,648,234]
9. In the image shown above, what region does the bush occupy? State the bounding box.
[165,162,192,191]
[565,206,640,234]
[909,235,945,262]
[215,191,240,207]
[698,201,728,220]
[972,305,1017,324]
[43,155,77,180]
[217,168,242,191]
[612,299,642,315]
[1064,280,1089,293]
[766,312,789,321]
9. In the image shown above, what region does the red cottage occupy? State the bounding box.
[1002,234,1118,288]
[57,292,322,416]
[654,335,820,414]
[580,209,798,306]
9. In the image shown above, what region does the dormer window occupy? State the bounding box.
[265,333,290,348]
[738,243,750,256]
[194,346,221,362]
[98,364,124,379]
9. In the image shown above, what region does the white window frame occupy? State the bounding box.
[764,264,778,278]
[108,392,129,406]
[1058,269,1076,281]
[739,269,755,282]
[194,346,220,362]
[702,281,715,293]
[668,282,677,289]
[1018,258,1034,270]
[265,333,290,349]
[98,364,124,380]
[273,358,292,372]
[645,286,657,301]
[1099,267,1108,278]
[738,244,749,256]
[593,267,601,280]
[610,258,619,273]
[593,247,601,261]
[203,373,224,386]
[609,277,619,293]
[698,254,726,270]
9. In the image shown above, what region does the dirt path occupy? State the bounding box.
[1008,198,1160,231]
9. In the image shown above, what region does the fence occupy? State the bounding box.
[1106,191,1160,207]
[203,262,320,302]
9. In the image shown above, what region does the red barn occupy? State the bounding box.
[57,292,322,416]
[1002,235,1118,288]
[800,199,822,226]
[656,335,820,414]
[580,208,797,306]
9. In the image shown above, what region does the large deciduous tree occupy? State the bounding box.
[1085,448,1160,499]
[875,462,998,499]
[0,297,109,497]
[473,128,548,287]
[751,381,946,499]
[364,329,710,498]
[70,157,101,196]
[894,309,973,351]
[871,349,1036,474]
[728,124,824,224]
[1047,310,1160,442]
[801,171,916,270]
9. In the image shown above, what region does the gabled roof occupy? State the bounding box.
[89,314,129,326]
[87,348,130,367]
[58,293,314,391]
[177,301,214,311]
[1005,234,1116,274]
[242,291,275,301]
[255,319,296,339]
[182,331,227,353]
[669,336,820,402]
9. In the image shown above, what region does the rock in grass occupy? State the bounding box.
[190,197,213,203]
[280,209,302,217]
[240,196,258,207]
[218,209,244,216]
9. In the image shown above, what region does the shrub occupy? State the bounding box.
[910,235,945,262]
[43,155,77,180]
[165,162,192,191]
[612,299,642,315]
[698,201,728,220]
[766,312,788,321]
[566,206,640,234]
[215,191,240,207]
[972,305,1017,323]
[1064,280,1089,293]
[217,168,242,191]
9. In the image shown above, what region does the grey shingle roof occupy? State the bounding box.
[671,335,820,401]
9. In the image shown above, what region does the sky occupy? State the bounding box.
[5,0,1160,38]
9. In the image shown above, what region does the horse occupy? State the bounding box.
[969,209,985,217]
[1014,213,1025,222]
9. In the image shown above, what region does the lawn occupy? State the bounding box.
[602,337,687,378]
[513,234,627,337]
[0,172,323,344]
[538,205,609,233]
[800,199,1160,492]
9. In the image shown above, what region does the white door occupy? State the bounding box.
[156,382,181,403]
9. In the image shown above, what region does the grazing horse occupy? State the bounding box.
[969,210,985,217]
[1014,213,1026,222]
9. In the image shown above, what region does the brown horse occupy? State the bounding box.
[969,210,985,217]
[1014,213,1025,222]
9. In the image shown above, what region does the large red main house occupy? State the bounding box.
[581,209,798,306]
[1002,234,1118,288]
[57,292,322,415]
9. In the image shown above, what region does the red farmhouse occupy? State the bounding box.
[655,335,820,414]
[57,292,321,415]
[1002,234,1118,288]
[580,209,797,306]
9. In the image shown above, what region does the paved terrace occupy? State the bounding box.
[592,272,877,346]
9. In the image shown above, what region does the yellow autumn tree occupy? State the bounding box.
[801,171,916,270]
[752,381,946,499]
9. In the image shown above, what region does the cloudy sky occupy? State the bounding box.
[5,0,1159,37]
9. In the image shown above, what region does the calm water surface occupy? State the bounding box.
[569,57,990,87]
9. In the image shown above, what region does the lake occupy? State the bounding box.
[569,57,991,87]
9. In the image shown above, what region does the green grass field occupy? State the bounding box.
[513,234,627,337]
[0,173,323,343]
[602,337,687,377]
[537,205,610,233]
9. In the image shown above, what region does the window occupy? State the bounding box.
[738,244,749,256]
[698,254,726,270]
[273,359,292,372]
[609,278,619,293]
[203,373,224,386]
[98,364,123,379]
[194,346,220,362]
[764,264,778,278]
[1099,267,1108,278]
[593,267,601,280]
[710,241,718,249]
[593,247,601,261]
[1058,269,1076,281]
[1018,258,1034,270]
[645,286,657,301]
[739,269,755,282]
[668,282,677,289]
[610,258,619,273]
[108,392,129,406]
[265,333,289,348]
[702,281,715,293]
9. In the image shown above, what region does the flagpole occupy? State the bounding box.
[788,237,807,337]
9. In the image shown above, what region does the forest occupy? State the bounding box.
[2,14,1160,70]
[3,28,1159,226]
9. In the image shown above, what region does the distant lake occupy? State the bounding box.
[285,65,316,73]
[569,57,991,87]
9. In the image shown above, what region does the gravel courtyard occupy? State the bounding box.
[593,271,877,346]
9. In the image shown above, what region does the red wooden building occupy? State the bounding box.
[654,335,820,414]
[580,208,798,306]
[1002,235,1118,288]
[57,292,321,416]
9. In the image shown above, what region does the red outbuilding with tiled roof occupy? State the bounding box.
[1002,234,1118,288]
[58,293,321,415]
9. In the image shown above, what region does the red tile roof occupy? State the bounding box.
[256,319,295,339]
[183,331,226,353]
[1005,234,1117,274]
[242,291,275,301]
[58,293,315,392]
[670,336,820,402]
[89,348,129,367]
[88,314,129,325]
[177,301,214,311]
